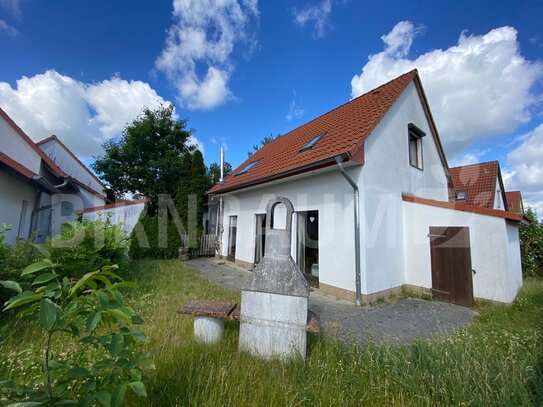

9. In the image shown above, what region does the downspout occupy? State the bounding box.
[216,146,225,257]
[335,155,362,306]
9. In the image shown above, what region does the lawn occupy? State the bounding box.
[1,260,542,406]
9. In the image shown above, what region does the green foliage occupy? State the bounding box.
[2,260,543,406]
[0,223,10,264]
[206,161,233,186]
[0,233,43,307]
[125,262,540,406]
[128,214,182,260]
[519,207,543,277]
[47,218,128,279]
[92,104,195,215]
[247,133,281,157]
[0,257,151,406]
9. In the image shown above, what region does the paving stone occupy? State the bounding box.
[185,258,475,345]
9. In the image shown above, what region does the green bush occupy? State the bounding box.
[0,223,10,263]
[0,256,151,405]
[0,237,43,306]
[520,208,543,278]
[47,217,128,278]
[129,215,182,260]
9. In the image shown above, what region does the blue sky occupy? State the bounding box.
[0,0,542,212]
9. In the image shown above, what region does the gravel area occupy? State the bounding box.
[185,258,476,345]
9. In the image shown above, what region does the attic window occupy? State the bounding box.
[236,160,259,175]
[299,132,325,152]
[408,123,425,170]
[456,191,467,200]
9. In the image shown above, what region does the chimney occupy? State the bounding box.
[219,146,225,183]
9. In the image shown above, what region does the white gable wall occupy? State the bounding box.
[39,139,104,193]
[361,82,449,294]
[0,116,42,174]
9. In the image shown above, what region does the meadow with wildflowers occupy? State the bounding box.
[2,260,542,406]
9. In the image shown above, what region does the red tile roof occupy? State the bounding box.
[210,69,421,194]
[505,191,523,214]
[37,134,105,189]
[402,194,522,222]
[0,107,107,201]
[0,107,66,179]
[449,161,506,209]
[0,151,37,180]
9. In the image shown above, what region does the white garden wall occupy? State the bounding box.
[82,202,146,235]
[403,200,522,303]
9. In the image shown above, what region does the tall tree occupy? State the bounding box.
[206,162,232,187]
[519,207,543,277]
[92,105,194,214]
[190,150,207,239]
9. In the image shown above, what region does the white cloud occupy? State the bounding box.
[155,0,259,110]
[0,0,23,19]
[85,76,169,137]
[293,0,332,38]
[0,70,202,158]
[505,124,543,216]
[0,19,18,36]
[351,22,543,157]
[448,149,490,168]
[286,89,304,121]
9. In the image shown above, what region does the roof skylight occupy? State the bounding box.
[299,132,325,152]
[236,160,259,175]
[456,191,467,200]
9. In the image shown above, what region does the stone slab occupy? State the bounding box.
[177,300,236,318]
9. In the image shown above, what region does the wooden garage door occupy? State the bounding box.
[429,226,473,307]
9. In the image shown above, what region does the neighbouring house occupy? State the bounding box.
[0,107,143,243]
[449,161,512,211]
[505,191,524,214]
[0,108,107,243]
[208,69,523,305]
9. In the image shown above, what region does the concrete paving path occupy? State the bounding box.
[185,258,476,346]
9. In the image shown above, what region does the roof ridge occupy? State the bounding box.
[450,160,499,170]
[243,69,418,164]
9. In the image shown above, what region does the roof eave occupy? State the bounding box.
[209,153,354,195]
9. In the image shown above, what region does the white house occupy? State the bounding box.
[209,70,523,305]
[0,107,107,244]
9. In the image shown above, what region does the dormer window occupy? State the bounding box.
[300,132,325,152]
[236,160,259,175]
[408,123,425,170]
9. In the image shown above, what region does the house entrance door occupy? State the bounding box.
[429,226,473,306]
[227,216,237,262]
[297,211,319,287]
[254,214,266,264]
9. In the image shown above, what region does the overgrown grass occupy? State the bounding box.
[2,261,542,406]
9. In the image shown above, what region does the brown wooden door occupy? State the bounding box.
[429,227,473,307]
